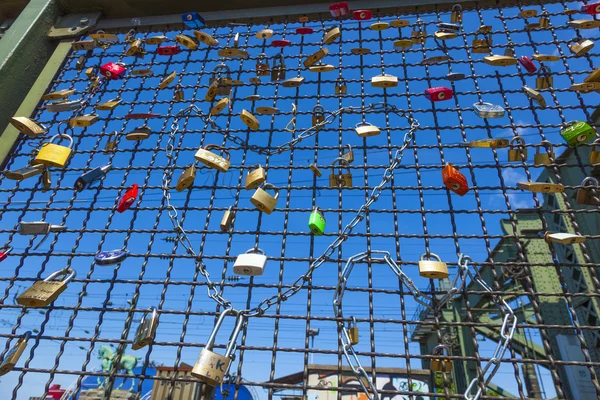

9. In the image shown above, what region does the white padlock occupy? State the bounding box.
[233,248,267,276]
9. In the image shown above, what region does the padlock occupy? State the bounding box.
[581,2,600,14]
[209,64,232,95]
[145,35,168,45]
[568,19,600,29]
[76,55,86,70]
[194,31,218,46]
[308,207,326,235]
[353,9,372,20]
[570,82,600,93]
[590,139,600,164]
[570,39,594,56]
[42,89,76,101]
[9,117,45,137]
[421,55,451,66]
[371,21,389,31]
[355,122,380,137]
[271,54,286,82]
[233,248,267,276]
[95,249,129,266]
[418,253,448,279]
[577,177,600,206]
[126,125,152,141]
[2,164,45,181]
[329,2,349,18]
[195,145,231,172]
[105,131,118,152]
[256,106,279,115]
[508,136,527,162]
[446,72,465,81]
[312,105,326,129]
[256,53,270,76]
[536,66,552,89]
[210,98,230,116]
[71,40,95,51]
[346,316,359,345]
[132,307,159,350]
[117,184,139,213]
[205,80,218,102]
[220,206,234,232]
[394,39,413,49]
[75,164,111,191]
[296,27,314,34]
[371,74,398,88]
[523,86,546,108]
[159,71,177,89]
[282,77,304,88]
[176,164,196,192]
[544,232,586,245]
[310,163,322,177]
[466,138,509,148]
[517,182,564,193]
[425,87,453,102]
[434,30,458,41]
[240,110,260,131]
[191,308,244,386]
[85,66,97,79]
[182,12,205,29]
[450,4,463,23]
[304,48,329,68]
[341,144,354,163]
[411,20,426,44]
[471,34,490,53]
[250,183,279,214]
[335,77,347,94]
[329,158,352,188]
[484,53,517,67]
[69,114,99,127]
[390,19,410,28]
[0,331,31,376]
[0,247,11,263]
[41,169,51,192]
[99,62,127,80]
[157,45,182,56]
[518,56,537,73]
[89,30,119,42]
[323,26,341,45]
[175,34,198,50]
[442,163,469,196]
[431,345,452,372]
[473,102,505,118]
[309,64,335,73]
[17,267,76,308]
[533,141,554,166]
[519,9,537,18]
[271,40,291,48]
[173,84,184,101]
[96,97,122,111]
[538,11,550,28]
[33,134,74,168]
[560,121,596,147]
[256,28,274,39]
[125,39,145,57]
[245,165,266,190]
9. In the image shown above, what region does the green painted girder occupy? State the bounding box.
[477,314,546,361]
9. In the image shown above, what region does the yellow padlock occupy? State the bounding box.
[508,136,527,162]
[323,27,341,45]
[194,145,231,172]
[371,74,398,88]
[355,122,381,137]
[590,139,600,164]
[418,253,448,279]
[536,66,553,89]
[69,114,99,127]
[570,39,594,56]
[175,34,198,50]
[304,48,329,68]
[159,71,177,89]
[431,345,452,372]
[210,98,230,116]
[240,110,260,131]
[10,117,46,137]
[250,183,279,214]
[193,31,219,46]
[33,134,74,168]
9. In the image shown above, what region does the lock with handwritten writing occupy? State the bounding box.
[442,164,469,196]
[508,136,527,162]
[329,158,352,188]
[250,183,279,214]
[195,145,231,172]
[33,134,74,168]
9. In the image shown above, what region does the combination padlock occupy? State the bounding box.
[442,164,469,196]
[9,117,46,137]
[2,164,45,181]
[256,53,270,76]
[347,316,359,345]
[304,48,329,68]
[355,122,380,137]
[17,267,76,308]
[194,145,231,172]
[75,164,111,191]
[308,207,326,235]
[240,110,260,131]
[323,26,341,45]
[176,164,196,192]
[560,121,596,147]
[371,74,398,88]
[450,4,463,23]
[245,164,266,190]
[590,139,600,164]
[473,102,505,118]
[233,248,267,276]
[220,206,234,232]
[312,105,326,129]
[341,144,354,163]
[577,177,600,206]
[182,12,205,29]
[425,87,453,102]
[508,136,527,162]
[33,134,74,168]
[126,125,152,141]
[335,77,347,94]
[329,158,352,188]
[431,345,452,372]
[418,253,448,279]
[271,54,286,81]
[117,184,139,213]
[132,307,159,350]
[536,66,553,89]
[533,141,554,166]
[570,39,594,56]
[191,309,244,386]
[0,331,31,376]
[250,183,279,214]
[99,62,127,80]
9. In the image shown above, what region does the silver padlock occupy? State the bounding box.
[132,307,159,350]
[233,248,267,276]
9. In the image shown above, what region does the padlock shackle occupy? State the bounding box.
[350,315,357,327]
[273,53,285,64]
[248,164,262,171]
[537,65,551,77]
[509,136,526,146]
[432,344,450,356]
[420,252,442,262]
[205,308,235,349]
[224,312,246,358]
[213,63,231,76]
[312,105,325,114]
[261,183,279,199]
[19,330,32,341]
[331,157,351,175]
[140,306,158,326]
[538,140,553,153]
[204,145,231,161]
[452,4,462,12]
[245,247,266,255]
[44,267,76,284]
[582,177,600,188]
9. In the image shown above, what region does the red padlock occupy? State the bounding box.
[581,2,600,14]
[518,56,537,73]
[425,87,453,102]
[353,10,372,21]
[442,164,469,196]
[296,27,314,34]
[272,40,291,47]
[99,62,127,80]
[0,247,11,262]
[117,184,139,213]
[329,2,349,18]
[125,113,161,120]
[157,45,182,56]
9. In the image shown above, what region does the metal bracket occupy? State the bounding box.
[48,12,101,39]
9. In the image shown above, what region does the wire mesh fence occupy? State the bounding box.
[0,0,599,399]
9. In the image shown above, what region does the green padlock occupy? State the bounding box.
[560,121,596,147]
[308,207,326,235]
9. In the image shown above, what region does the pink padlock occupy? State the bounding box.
[425,87,453,102]
[0,247,11,262]
[518,56,537,73]
[581,2,600,14]
[99,62,127,80]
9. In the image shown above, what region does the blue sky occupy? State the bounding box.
[0,1,599,399]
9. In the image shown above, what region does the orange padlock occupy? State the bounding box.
[442,164,469,196]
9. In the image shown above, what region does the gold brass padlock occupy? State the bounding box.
[72,40,96,51]
[256,53,270,76]
[193,31,219,46]
[126,125,151,141]
[335,77,347,95]
[256,106,279,115]
[577,177,600,206]
[10,117,45,137]
[390,19,410,28]
[175,34,198,50]
[309,163,322,177]
[341,144,354,164]
[250,183,279,214]
[508,136,527,162]
[210,98,230,116]
[517,182,564,193]
[355,122,381,137]
[312,105,326,129]
[323,26,341,45]
[42,89,76,101]
[329,158,352,188]
[173,84,184,101]
[568,19,600,29]
[41,169,51,192]
[220,206,234,232]
[304,48,329,68]
[159,71,177,89]
[96,97,122,111]
[145,35,168,45]
[245,164,266,190]
[282,77,304,88]
[519,9,537,18]
[435,31,458,40]
[105,131,118,152]
[205,80,218,102]
[536,11,550,28]
[418,253,448,279]
[69,114,99,127]
[256,28,274,39]
[347,316,359,345]
[533,54,560,62]
[590,139,600,164]
[176,164,196,192]
[471,34,491,53]
[16,267,76,307]
[533,141,554,166]
[351,47,370,55]
[450,4,462,23]
[371,74,399,88]
[309,64,335,73]
[131,68,154,77]
[240,109,260,131]
[194,145,231,172]
[536,66,553,89]
[125,39,144,57]
[545,232,586,245]
[2,164,45,181]
[0,331,31,376]
[132,307,159,350]
[33,134,74,168]
[85,67,97,80]
[271,54,286,82]
[484,54,517,66]
[431,345,452,372]
[411,20,426,44]
[523,86,546,108]
[570,39,594,56]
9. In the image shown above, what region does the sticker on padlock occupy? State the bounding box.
[117,184,139,213]
[323,26,341,44]
[473,102,505,118]
[533,141,554,166]
[176,164,196,192]
[175,34,198,50]
[570,39,594,56]
[220,206,234,232]
[508,136,528,162]
[250,183,279,214]
[194,145,231,172]
[191,309,244,386]
[9,117,46,137]
[371,74,398,88]
[425,87,453,102]
[233,248,267,276]
[517,182,565,193]
[132,307,159,350]
[431,345,452,372]
[308,207,326,235]
[0,331,31,376]
[329,2,349,18]
[518,56,537,73]
[545,232,586,245]
[523,86,546,108]
[95,249,130,266]
[240,110,260,131]
[2,164,45,181]
[245,165,266,190]
[576,177,600,206]
[100,62,127,80]
[418,253,448,279]
[33,134,74,168]
[157,45,182,56]
[355,122,380,137]
[329,158,353,188]
[442,164,469,196]
[17,267,76,308]
[304,48,329,68]
[182,12,205,29]
[560,121,596,147]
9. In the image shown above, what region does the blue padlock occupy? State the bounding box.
[182,12,205,29]
[75,164,111,192]
[95,249,130,266]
